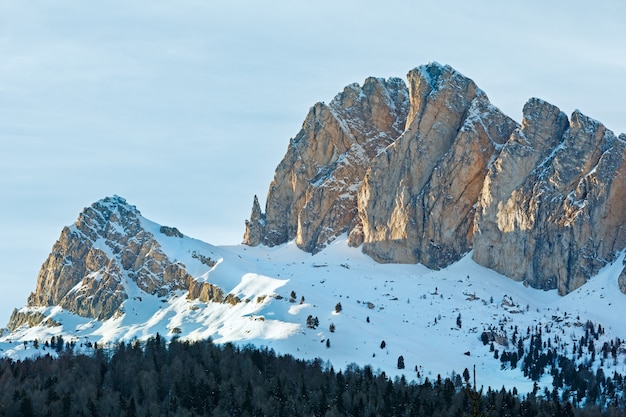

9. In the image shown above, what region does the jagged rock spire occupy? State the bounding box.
[243,62,626,294]
[243,195,264,246]
[473,103,626,294]
[243,76,409,252]
[357,63,518,268]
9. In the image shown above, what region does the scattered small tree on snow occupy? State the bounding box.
[463,367,470,384]
[306,315,319,329]
[397,355,405,369]
[380,340,386,349]
[335,302,342,313]
[329,323,336,333]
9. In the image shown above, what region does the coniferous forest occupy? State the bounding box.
[1,336,625,417]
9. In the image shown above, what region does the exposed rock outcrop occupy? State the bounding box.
[619,259,626,294]
[243,76,409,252]
[7,309,60,332]
[356,63,518,267]
[245,62,626,294]
[473,113,626,294]
[9,196,231,329]
[188,280,226,303]
[24,196,191,320]
[243,195,264,246]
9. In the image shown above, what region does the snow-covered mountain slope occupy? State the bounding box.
[3,226,626,396]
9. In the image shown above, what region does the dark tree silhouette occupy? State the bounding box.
[397,355,405,369]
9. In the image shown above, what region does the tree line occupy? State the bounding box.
[1,335,624,416]
[484,318,626,409]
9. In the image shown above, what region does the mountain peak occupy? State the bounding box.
[244,62,626,295]
[91,194,136,212]
[359,63,517,267]
[8,196,225,330]
[73,195,142,242]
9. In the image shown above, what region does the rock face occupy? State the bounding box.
[619,260,626,294]
[8,196,228,330]
[473,106,626,294]
[355,63,518,267]
[245,62,626,294]
[243,76,409,252]
[243,195,264,246]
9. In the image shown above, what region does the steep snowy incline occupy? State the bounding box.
[3,232,626,396]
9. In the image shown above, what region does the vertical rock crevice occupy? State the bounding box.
[357,63,518,268]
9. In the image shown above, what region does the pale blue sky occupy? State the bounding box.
[1,0,625,326]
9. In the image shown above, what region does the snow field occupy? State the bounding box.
[2,233,626,396]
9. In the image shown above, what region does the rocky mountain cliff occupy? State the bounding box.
[473,100,626,294]
[244,76,409,252]
[354,64,518,268]
[245,62,626,295]
[8,196,230,331]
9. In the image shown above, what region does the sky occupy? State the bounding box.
[1,0,625,326]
